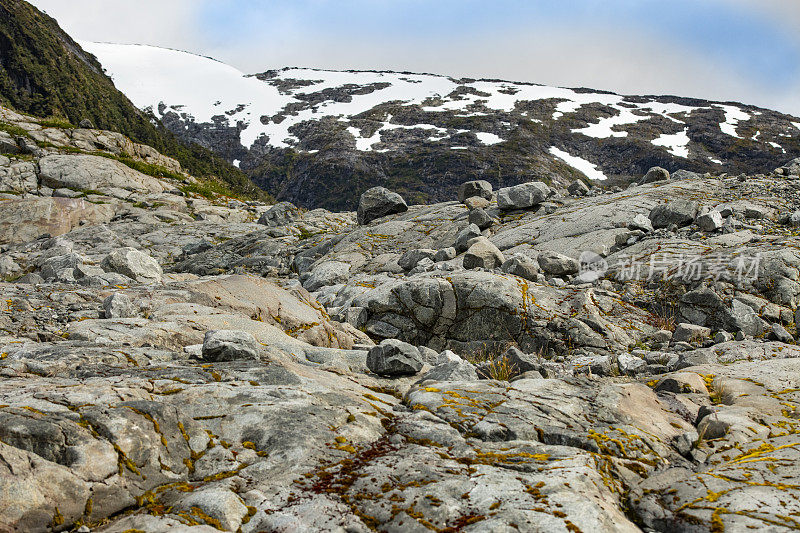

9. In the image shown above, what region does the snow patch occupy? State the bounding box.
[792,122,800,131]
[549,147,607,181]
[768,142,786,153]
[651,129,690,158]
[716,105,750,138]
[475,132,504,146]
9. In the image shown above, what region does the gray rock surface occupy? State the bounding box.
[101,247,163,283]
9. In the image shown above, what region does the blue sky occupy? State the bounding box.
[30,0,800,115]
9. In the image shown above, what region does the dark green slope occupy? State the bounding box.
[0,0,267,200]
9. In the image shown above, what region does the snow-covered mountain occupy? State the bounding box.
[84,41,800,210]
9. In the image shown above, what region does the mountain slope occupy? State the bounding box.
[85,44,800,211]
[0,0,265,200]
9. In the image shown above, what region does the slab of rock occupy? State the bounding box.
[257,201,302,227]
[497,181,552,210]
[457,180,492,203]
[39,154,166,196]
[357,187,408,225]
[101,248,163,284]
[366,339,423,377]
[201,330,260,362]
[628,213,654,232]
[0,197,116,245]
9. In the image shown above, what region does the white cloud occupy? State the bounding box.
[30,0,206,51]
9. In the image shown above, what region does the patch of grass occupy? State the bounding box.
[297,227,316,240]
[38,117,74,129]
[93,151,185,181]
[0,123,29,137]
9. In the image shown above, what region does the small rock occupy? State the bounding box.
[258,201,302,227]
[202,330,260,362]
[654,372,709,395]
[78,119,95,129]
[366,339,423,377]
[629,213,654,232]
[696,211,723,232]
[357,187,408,225]
[649,200,700,229]
[458,180,493,203]
[770,323,794,343]
[418,360,478,382]
[464,196,490,210]
[501,255,540,281]
[398,249,437,271]
[714,331,734,344]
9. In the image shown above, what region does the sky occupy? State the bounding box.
[29,0,800,117]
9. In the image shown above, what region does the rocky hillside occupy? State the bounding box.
[2,89,800,531]
[86,42,800,210]
[0,0,265,201]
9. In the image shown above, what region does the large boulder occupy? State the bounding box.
[463,237,505,270]
[538,250,579,276]
[497,182,552,210]
[649,199,700,228]
[101,248,163,284]
[201,330,260,362]
[366,339,423,377]
[457,180,493,203]
[357,187,408,225]
[639,166,670,185]
[303,261,351,292]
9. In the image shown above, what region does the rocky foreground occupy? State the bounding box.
[1,106,800,532]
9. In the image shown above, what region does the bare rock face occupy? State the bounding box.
[0,197,116,245]
[2,118,800,533]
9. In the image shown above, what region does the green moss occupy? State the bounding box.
[0,122,28,137]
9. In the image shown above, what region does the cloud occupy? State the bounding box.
[29,0,207,51]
